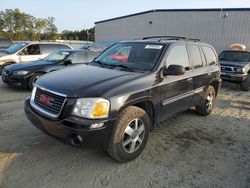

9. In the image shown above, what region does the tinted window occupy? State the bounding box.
[219,51,250,63]
[189,45,203,69]
[19,44,40,55]
[40,44,59,54]
[165,45,190,70]
[202,46,217,66]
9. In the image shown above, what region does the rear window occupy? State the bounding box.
[219,51,250,63]
[202,46,217,66]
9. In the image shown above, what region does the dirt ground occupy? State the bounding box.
[0,79,249,188]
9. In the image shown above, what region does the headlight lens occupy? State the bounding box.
[236,68,246,73]
[72,98,110,119]
[12,70,29,75]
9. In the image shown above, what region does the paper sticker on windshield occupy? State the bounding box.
[145,45,163,49]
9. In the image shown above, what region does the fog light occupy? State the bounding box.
[90,123,104,129]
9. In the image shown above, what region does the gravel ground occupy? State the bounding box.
[0,79,249,188]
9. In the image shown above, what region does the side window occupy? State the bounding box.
[67,52,85,64]
[40,44,58,54]
[19,44,40,55]
[189,45,203,69]
[202,46,217,66]
[165,45,190,70]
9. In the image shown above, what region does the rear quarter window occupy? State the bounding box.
[201,46,218,66]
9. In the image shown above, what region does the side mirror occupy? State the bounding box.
[63,59,72,66]
[163,64,185,76]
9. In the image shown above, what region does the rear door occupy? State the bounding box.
[159,44,194,121]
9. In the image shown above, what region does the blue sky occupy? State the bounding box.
[1,0,250,32]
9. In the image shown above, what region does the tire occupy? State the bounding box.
[196,85,216,116]
[107,106,150,163]
[29,73,43,90]
[240,74,250,91]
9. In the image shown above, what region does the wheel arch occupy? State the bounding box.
[117,98,156,131]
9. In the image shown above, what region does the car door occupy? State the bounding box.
[18,44,42,62]
[159,44,194,121]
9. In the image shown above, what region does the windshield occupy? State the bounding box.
[93,42,165,71]
[44,50,71,62]
[219,51,250,63]
[5,43,27,54]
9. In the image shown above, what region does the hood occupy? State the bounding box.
[6,60,55,71]
[219,60,248,68]
[36,64,144,98]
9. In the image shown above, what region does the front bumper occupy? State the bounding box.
[2,73,29,88]
[220,72,247,82]
[24,97,115,148]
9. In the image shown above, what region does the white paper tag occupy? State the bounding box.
[145,45,163,49]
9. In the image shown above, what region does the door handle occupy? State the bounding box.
[187,78,193,81]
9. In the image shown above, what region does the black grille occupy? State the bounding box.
[34,88,66,115]
[221,66,236,73]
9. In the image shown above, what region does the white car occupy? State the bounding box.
[0,42,72,73]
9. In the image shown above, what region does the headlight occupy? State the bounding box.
[12,70,29,76]
[236,68,246,73]
[72,98,110,119]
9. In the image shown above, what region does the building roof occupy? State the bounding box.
[95,8,250,24]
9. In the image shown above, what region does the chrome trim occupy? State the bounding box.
[162,87,204,106]
[30,86,67,118]
[34,84,67,97]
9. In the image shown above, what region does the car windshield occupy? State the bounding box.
[44,50,71,62]
[4,43,27,54]
[219,51,250,63]
[93,42,165,71]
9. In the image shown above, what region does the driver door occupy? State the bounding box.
[159,44,194,121]
[19,44,42,62]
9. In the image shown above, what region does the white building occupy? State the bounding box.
[95,8,250,53]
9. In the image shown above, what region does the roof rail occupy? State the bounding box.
[141,36,200,42]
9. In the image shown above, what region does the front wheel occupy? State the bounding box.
[107,106,150,163]
[29,73,43,90]
[196,85,216,116]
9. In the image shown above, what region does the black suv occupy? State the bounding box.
[25,36,221,162]
[219,50,250,91]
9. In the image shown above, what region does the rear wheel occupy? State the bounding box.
[29,73,43,90]
[107,106,150,163]
[240,74,250,91]
[196,85,216,116]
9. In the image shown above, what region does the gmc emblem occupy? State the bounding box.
[39,94,54,106]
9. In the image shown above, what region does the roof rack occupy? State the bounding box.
[141,36,200,42]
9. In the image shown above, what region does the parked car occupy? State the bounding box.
[79,43,108,52]
[25,36,221,162]
[0,37,12,51]
[219,50,250,91]
[2,49,99,89]
[0,42,72,74]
